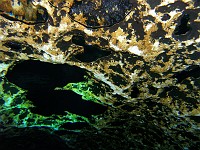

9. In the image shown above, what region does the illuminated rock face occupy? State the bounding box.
[0,0,200,149]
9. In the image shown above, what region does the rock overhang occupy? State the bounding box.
[0,0,199,149]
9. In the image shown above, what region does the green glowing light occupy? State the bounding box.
[55,80,102,104]
[0,78,90,130]
[0,62,108,130]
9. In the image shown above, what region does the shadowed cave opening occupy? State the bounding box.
[5,60,107,117]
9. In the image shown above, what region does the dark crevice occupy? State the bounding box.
[3,41,22,51]
[72,35,85,46]
[74,45,111,62]
[5,60,107,117]
[174,14,191,35]
[130,86,140,98]
[172,9,200,41]
[173,65,200,83]
[0,99,4,105]
[151,23,167,39]
[148,86,158,95]
[158,86,173,98]
[156,1,188,13]
[147,0,161,9]
[72,35,112,62]
[3,41,34,54]
[188,116,200,123]
[161,14,170,21]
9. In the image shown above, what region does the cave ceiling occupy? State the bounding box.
[0,0,200,149]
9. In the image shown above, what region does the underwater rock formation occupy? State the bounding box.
[0,0,199,149]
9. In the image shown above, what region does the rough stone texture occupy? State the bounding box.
[0,0,199,149]
[0,126,71,150]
